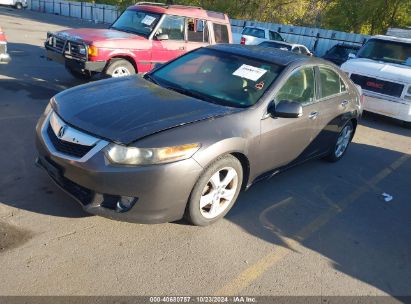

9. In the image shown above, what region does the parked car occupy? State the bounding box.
[45,2,232,79]
[35,45,361,226]
[240,26,284,45]
[259,40,312,56]
[322,44,361,66]
[0,0,27,9]
[0,27,11,64]
[341,35,411,127]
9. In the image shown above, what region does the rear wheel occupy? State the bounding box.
[104,59,136,78]
[324,120,354,162]
[185,155,243,226]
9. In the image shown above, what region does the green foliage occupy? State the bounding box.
[84,0,411,35]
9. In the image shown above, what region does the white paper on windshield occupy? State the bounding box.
[232,64,267,81]
[141,15,156,26]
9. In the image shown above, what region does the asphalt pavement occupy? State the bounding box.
[0,7,410,299]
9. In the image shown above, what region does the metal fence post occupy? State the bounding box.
[102,6,105,23]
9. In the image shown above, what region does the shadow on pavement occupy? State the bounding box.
[226,142,411,297]
[360,111,411,137]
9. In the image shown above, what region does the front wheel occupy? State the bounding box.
[185,155,243,226]
[104,59,136,78]
[324,121,354,162]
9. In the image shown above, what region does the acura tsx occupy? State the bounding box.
[35,45,362,226]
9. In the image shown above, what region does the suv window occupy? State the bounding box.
[187,18,209,43]
[276,67,316,105]
[214,23,229,43]
[319,67,345,98]
[269,31,283,41]
[242,27,265,39]
[156,15,185,40]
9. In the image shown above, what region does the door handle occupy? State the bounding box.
[341,100,349,107]
[308,111,319,120]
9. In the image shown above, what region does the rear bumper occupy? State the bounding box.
[0,53,11,64]
[46,49,106,73]
[363,92,411,122]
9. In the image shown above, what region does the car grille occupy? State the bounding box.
[350,74,404,98]
[47,35,86,61]
[0,43,6,54]
[47,124,95,158]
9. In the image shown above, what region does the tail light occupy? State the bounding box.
[240,37,246,45]
[360,94,365,105]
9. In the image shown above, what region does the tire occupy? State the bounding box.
[403,121,411,129]
[66,68,93,81]
[324,120,354,162]
[185,155,243,226]
[15,2,23,9]
[104,59,136,78]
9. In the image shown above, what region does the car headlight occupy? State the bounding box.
[78,45,86,55]
[105,143,201,165]
[43,102,53,115]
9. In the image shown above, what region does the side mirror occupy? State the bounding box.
[268,100,303,118]
[348,53,356,59]
[156,34,169,41]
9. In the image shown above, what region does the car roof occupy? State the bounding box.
[208,44,321,66]
[129,3,229,23]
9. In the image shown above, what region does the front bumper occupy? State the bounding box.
[35,112,204,224]
[362,92,411,122]
[46,49,106,73]
[0,52,11,64]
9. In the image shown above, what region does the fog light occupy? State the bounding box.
[116,196,137,213]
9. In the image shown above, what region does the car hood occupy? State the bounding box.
[54,28,147,45]
[52,77,242,145]
[341,58,411,83]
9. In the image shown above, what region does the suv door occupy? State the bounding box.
[314,66,352,152]
[259,66,321,172]
[151,15,187,65]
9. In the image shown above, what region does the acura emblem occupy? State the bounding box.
[58,125,67,138]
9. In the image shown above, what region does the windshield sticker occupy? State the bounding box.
[141,15,156,26]
[233,64,267,82]
[255,81,265,90]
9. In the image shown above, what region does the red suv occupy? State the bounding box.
[45,3,232,79]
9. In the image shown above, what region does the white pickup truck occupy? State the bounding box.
[341,35,411,127]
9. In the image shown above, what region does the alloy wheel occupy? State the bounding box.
[112,67,131,77]
[335,124,353,158]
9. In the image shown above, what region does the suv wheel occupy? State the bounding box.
[15,2,23,9]
[104,59,136,78]
[185,155,243,226]
[324,120,354,162]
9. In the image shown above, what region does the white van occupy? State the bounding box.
[341,35,411,127]
[0,0,27,9]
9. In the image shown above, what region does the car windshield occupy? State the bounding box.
[147,48,284,108]
[357,39,411,65]
[259,41,292,51]
[242,27,265,39]
[328,46,359,57]
[111,9,162,37]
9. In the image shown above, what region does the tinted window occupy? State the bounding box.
[357,39,411,65]
[156,15,185,40]
[213,23,229,43]
[276,67,316,105]
[269,31,283,41]
[242,27,265,39]
[319,67,344,98]
[149,48,283,108]
[111,10,161,37]
[187,19,209,43]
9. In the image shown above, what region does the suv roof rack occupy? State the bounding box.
[169,4,203,9]
[135,2,168,7]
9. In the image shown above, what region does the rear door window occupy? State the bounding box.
[213,23,229,43]
[187,18,209,43]
[319,67,346,98]
[269,31,283,41]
